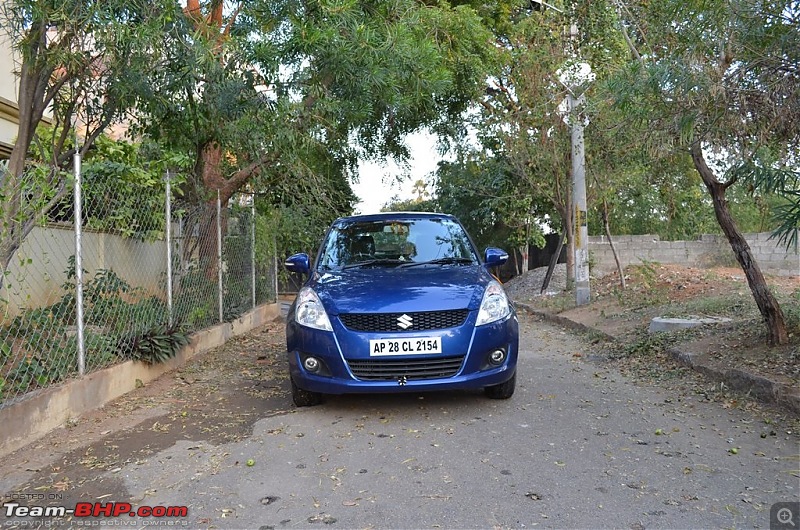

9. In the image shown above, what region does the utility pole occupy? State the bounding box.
[562,22,591,306]
[569,88,590,305]
[532,2,591,305]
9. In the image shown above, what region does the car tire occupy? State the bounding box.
[484,372,516,399]
[291,377,324,407]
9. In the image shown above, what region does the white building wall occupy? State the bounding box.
[0,10,20,155]
[0,4,54,157]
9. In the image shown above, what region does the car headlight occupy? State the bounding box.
[295,287,332,331]
[476,280,511,326]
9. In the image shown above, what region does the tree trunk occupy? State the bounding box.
[558,205,575,291]
[1,23,52,274]
[602,198,626,290]
[196,142,235,280]
[541,229,565,294]
[518,245,529,275]
[690,143,788,346]
[193,140,268,280]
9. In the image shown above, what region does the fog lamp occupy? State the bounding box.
[303,356,321,373]
[488,349,506,366]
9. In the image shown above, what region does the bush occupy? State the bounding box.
[784,288,800,336]
[117,324,189,365]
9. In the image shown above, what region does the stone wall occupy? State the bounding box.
[588,232,799,278]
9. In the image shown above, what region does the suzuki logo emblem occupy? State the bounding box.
[397,314,413,329]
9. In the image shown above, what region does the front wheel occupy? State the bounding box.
[291,377,324,407]
[484,372,516,399]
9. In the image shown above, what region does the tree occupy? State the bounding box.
[473,5,573,281]
[610,0,799,345]
[434,154,547,273]
[457,0,629,284]
[0,0,176,274]
[138,0,498,276]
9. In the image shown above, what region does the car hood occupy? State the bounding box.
[310,266,493,315]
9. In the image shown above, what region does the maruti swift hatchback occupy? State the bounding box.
[284,212,519,406]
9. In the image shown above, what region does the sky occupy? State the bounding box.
[352,131,442,214]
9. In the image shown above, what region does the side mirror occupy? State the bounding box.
[484,247,509,267]
[284,253,311,275]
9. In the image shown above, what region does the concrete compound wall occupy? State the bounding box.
[0,302,279,458]
[1,225,168,318]
[588,232,799,278]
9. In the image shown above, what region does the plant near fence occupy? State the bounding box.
[1,182,276,406]
[117,323,189,365]
[0,257,190,400]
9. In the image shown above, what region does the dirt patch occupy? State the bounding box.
[0,319,294,505]
[510,263,800,395]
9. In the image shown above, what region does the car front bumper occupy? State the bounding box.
[286,312,519,395]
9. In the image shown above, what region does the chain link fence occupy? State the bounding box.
[0,166,277,407]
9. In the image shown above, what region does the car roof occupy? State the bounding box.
[334,212,458,224]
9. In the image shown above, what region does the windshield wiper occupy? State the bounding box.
[342,258,405,269]
[400,257,475,268]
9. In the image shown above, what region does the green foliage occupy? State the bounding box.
[381,196,439,214]
[126,297,168,333]
[434,0,630,262]
[42,135,190,240]
[7,356,52,390]
[84,333,120,371]
[132,0,498,255]
[435,156,547,253]
[2,258,174,395]
[784,289,800,336]
[173,264,217,331]
[58,256,142,330]
[0,0,181,272]
[726,157,800,249]
[606,0,799,221]
[117,324,188,365]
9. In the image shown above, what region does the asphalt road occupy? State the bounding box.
[3,312,799,529]
[118,313,798,529]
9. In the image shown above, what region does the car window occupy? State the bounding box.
[318,218,478,269]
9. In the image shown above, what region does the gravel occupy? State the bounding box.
[503,263,567,300]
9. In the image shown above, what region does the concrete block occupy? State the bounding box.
[649,316,732,333]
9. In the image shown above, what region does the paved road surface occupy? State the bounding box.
[2,312,798,529]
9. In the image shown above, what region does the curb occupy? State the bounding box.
[515,302,616,341]
[0,302,280,458]
[666,346,800,415]
[514,300,800,415]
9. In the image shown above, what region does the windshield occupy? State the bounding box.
[317,218,479,270]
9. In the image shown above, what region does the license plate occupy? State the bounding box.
[369,337,442,356]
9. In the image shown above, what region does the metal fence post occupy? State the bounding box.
[165,171,173,327]
[73,141,85,377]
[251,195,256,309]
[273,233,278,303]
[217,190,224,323]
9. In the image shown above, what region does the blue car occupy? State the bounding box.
[284,212,519,406]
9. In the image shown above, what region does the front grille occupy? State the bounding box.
[340,309,469,332]
[347,356,465,381]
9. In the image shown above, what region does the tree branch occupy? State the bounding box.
[223,2,243,37]
[224,151,280,195]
